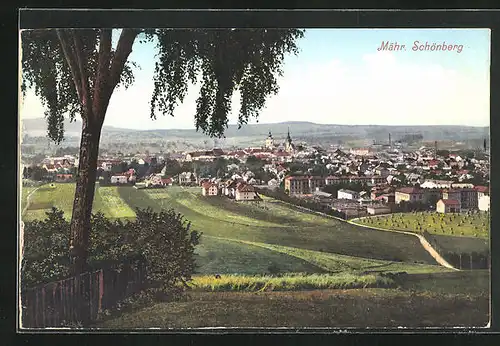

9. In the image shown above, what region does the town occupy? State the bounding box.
[21,128,490,219]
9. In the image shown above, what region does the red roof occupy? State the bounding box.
[202,182,217,189]
[439,199,460,205]
[285,176,309,181]
[161,178,172,184]
[475,186,489,193]
[237,183,256,192]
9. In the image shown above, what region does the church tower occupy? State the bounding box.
[265,130,274,149]
[285,127,294,153]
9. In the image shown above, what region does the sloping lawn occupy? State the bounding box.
[117,186,437,265]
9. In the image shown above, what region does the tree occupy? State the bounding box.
[22,28,303,274]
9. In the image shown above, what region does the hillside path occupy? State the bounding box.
[22,185,42,216]
[264,197,458,271]
[350,216,459,271]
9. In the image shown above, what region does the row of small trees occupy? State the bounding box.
[257,188,347,219]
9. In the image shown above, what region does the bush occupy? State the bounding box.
[22,207,201,298]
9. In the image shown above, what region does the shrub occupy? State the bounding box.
[22,207,201,299]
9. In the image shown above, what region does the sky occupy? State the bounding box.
[20,28,491,130]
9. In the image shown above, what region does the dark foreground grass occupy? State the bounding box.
[95,288,489,328]
[399,270,490,295]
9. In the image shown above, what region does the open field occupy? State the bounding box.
[352,212,490,254]
[119,187,437,265]
[201,236,450,275]
[194,235,324,274]
[95,287,489,328]
[21,186,39,212]
[22,183,135,221]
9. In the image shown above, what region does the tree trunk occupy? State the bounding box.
[69,114,102,275]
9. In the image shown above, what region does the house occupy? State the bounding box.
[420,179,454,189]
[475,186,489,199]
[224,179,239,198]
[478,195,490,212]
[337,189,360,200]
[179,172,197,185]
[111,175,129,184]
[235,183,260,201]
[366,204,392,215]
[436,199,461,213]
[161,177,173,186]
[442,188,478,211]
[395,187,424,204]
[202,182,219,196]
[55,173,73,182]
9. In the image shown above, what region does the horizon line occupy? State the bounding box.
[22,117,491,131]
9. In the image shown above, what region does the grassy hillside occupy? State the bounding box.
[118,186,437,264]
[22,183,135,221]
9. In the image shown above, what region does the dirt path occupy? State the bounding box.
[264,197,458,271]
[349,217,459,271]
[22,185,42,217]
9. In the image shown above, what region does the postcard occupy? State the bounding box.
[18,21,491,331]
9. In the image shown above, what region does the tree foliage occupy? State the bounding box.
[21,29,137,143]
[21,207,201,292]
[21,28,304,143]
[151,29,304,137]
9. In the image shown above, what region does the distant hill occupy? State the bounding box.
[21,117,133,137]
[22,117,489,149]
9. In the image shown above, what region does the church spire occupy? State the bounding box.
[286,127,291,141]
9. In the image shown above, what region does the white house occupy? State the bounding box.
[235,183,259,201]
[111,175,128,184]
[366,204,391,215]
[478,195,490,212]
[202,182,219,196]
[337,189,360,200]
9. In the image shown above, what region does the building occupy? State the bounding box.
[366,204,392,215]
[436,199,461,213]
[179,172,197,185]
[285,176,310,196]
[55,173,73,182]
[395,187,424,204]
[475,186,489,199]
[420,179,454,189]
[337,189,360,200]
[202,182,219,196]
[235,183,260,201]
[265,131,274,149]
[284,128,295,153]
[478,195,490,212]
[308,176,325,192]
[442,188,478,210]
[111,175,128,184]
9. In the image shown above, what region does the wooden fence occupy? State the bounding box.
[21,260,146,328]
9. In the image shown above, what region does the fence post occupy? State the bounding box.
[98,270,104,313]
